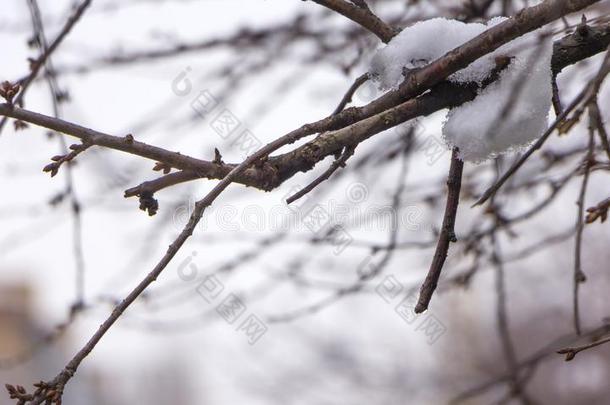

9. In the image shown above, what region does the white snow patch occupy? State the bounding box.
[369,17,553,163]
[369,17,507,90]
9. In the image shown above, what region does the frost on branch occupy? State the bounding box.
[369,17,553,163]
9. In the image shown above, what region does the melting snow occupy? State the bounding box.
[369,17,553,163]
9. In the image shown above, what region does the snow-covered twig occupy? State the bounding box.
[474,46,610,207]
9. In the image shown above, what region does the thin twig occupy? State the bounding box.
[415,148,463,313]
[0,0,92,135]
[557,335,610,361]
[285,73,369,204]
[475,43,610,206]
[490,199,535,404]
[311,0,397,43]
[332,73,369,115]
[472,97,583,206]
[286,145,356,204]
[27,0,87,309]
[268,138,412,323]
[572,109,596,335]
[452,322,610,403]
[589,100,610,162]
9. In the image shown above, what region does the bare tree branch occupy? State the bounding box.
[309,0,397,43]
[572,108,596,335]
[0,0,92,135]
[474,45,610,207]
[415,148,463,313]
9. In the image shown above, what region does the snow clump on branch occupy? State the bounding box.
[369,17,553,163]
